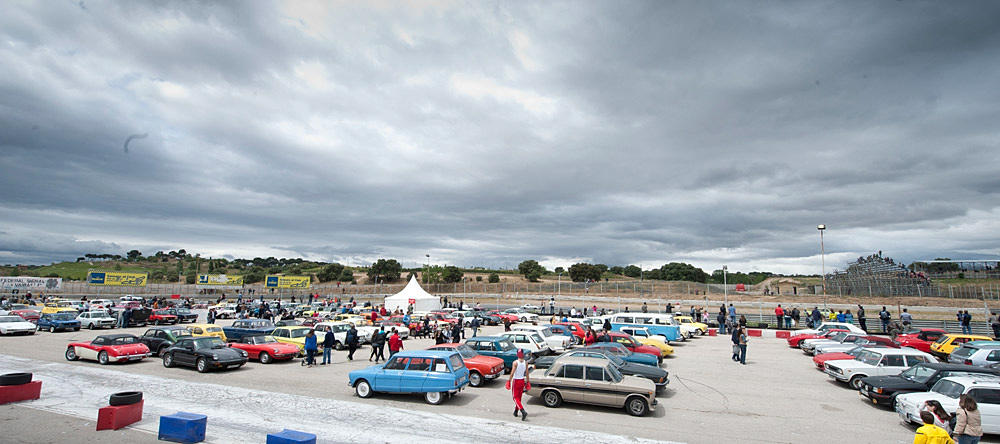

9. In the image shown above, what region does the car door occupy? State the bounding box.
[557,364,588,402]
[983,350,1000,367]
[376,357,407,392]
[176,341,197,366]
[878,354,906,376]
[511,334,531,351]
[79,338,101,360]
[584,366,618,406]
[142,329,161,350]
[968,388,1000,434]
[402,357,431,392]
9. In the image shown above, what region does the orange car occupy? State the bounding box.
[427,343,505,387]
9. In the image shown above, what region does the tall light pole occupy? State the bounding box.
[557,272,562,295]
[722,265,728,306]
[424,254,430,284]
[818,224,827,307]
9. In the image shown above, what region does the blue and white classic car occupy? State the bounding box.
[348,350,470,405]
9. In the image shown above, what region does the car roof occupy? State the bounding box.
[962,341,1000,349]
[939,374,1000,387]
[429,343,463,348]
[944,334,993,339]
[914,362,1000,372]
[553,356,610,367]
[392,350,458,359]
[468,336,508,342]
[864,347,929,356]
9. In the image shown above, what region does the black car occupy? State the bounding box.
[275,319,303,327]
[162,337,248,373]
[860,362,1000,405]
[533,348,669,391]
[165,308,198,323]
[139,326,194,357]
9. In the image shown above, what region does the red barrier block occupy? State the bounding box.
[775,331,791,339]
[97,399,144,431]
[747,329,762,337]
[708,329,718,336]
[0,380,41,405]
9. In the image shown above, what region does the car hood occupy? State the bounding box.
[1,321,36,329]
[635,345,662,356]
[466,355,505,368]
[862,375,925,391]
[620,375,657,392]
[825,359,871,370]
[896,391,947,407]
[621,362,668,378]
[814,353,852,363]
[206,347,245,358]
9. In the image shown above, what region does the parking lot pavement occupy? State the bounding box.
[0,321,992,443]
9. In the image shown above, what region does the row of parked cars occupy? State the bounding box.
[788,322,1000,435]
[1,298,201,335]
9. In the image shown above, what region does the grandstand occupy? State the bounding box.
[826,252,932,297]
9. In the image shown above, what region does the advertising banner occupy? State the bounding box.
[87,271,148,287]
[197,274,244,286]
[264,275,311,289]
[0,277,62,290]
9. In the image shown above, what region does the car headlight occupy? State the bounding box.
[273,348,281,354]
[874,387,883,394]
[211,353,219,360]
[238,350,247,357]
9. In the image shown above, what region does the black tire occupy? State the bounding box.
[49,326,56,333]
[850,376,865,390]
[65,347,79,361]
[88,323,95,330]
[355,379,373,398]
[163,353,174,368]
[469,371,484,387]
[626,396,649,416]
[335,342,345,351]
[259,352,272,364]
[109,391,142,406]
[0,373,32,386]
[542,390,562,408]
[196,358,208,373]
[98,351,110,365]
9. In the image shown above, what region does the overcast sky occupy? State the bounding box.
[2,1,999,274]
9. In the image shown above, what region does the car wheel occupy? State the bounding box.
[74,327,80,331]
[424,391,444,405]
[49,326,56,333]
[355,380,373,398]
[335,342,345,351]
[542,390,562,408]
[65,347,79,361]
[196,358,208,373]
[849,376,865,390]
[98,351,109,365]
[88,323,95,330]
[162,353,174,368]
[109,391,143,406]
[626,396,649,416]
[469,371,483,387]
[259,352,272,364]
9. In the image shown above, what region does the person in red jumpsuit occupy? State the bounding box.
[507,349,531,421]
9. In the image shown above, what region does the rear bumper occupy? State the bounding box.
[113,353,151,362]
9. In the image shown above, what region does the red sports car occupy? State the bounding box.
[608,332,663,363]
[12,309,40,323]
[427,343,505,387]
[894,328,947,353]
[149,309,179,325]
[488,311,521,323]
[65,334,151,365]
[228,335,300,364]
[554,321,587,342]
[786,329,849,347]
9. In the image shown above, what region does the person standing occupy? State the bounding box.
[811,307,822,329]
[730,324,741,362]
[503,317,511,332]
[738,326,748,365]
[717,307,727,335]
[470,316,481,338]
[321,326,334,365]
[774,305,784,329]
[790,307,799,328]
[584,327,596,345]
[303,330,317,367]
[452,321,463,342]
[901,308,913,326]
[844,309,854,325]
[435,328,446,344]
[728,304,736,326]
[962,311,973,335]
[857,305,867,332]
[388,328,403,358]
[368,329,380,362]
[507,349,530,421]
[880,306,891,332]
[991,313,1000,339]
[370,327,386,362]
[346,324,359,361]
[953,394,983,444]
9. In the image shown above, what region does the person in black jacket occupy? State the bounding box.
[369,327,386,363]
[731,324,741,361]
[322,326,335,365]
[346,324,359,361]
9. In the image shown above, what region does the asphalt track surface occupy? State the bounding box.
[1,317,996,444]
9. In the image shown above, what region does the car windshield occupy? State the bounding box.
[847,346,867,356]
[251,336,278,344]
[193,338,227,350]
[899,365,938,383]
[0,316,23,323]
[110,336,138,345]
[288,329,310,338]
[497,340,516,352]
[530,333,544,344]
[931,380,966,398]
[175,308,191,314]
[456,344,478,359]
[829,333,848,342]
[170,329,193,337]
[52,313,76,320]
[855,350,881,366]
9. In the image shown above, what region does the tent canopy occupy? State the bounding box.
[384,276,441,312]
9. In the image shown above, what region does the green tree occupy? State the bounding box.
[609,266,625,275]
[441,266,464,283]
[317,263,346,282]
[595,264,609,274]
[568,263,602,282]
[554,266,565,274]
[242,267,266,284]
[338,269,355,283]
[623,265,641,278]
[126,249,142,261]
[658,262,709,282]
[367,259,402,283]
[517,260,546,282]
[488,273,500,283]
[185,270,196,284]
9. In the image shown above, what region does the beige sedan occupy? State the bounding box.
[525,356,657,416]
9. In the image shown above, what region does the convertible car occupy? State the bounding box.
[65,334,150,364]
[229,335,300,364]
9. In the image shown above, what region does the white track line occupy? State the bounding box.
[0,354,680,443]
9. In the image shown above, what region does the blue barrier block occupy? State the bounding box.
[266,429,317,444]
[158,411,207,443]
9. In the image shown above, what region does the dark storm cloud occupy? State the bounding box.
[1,1,999,274]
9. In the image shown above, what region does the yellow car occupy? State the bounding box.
[334,313,368,325]
[186,323,228,342]
[929,333,993,360]
[41,301,78,314]
[674,315,709,335]
[270,326,313,354]
[618,326,674,356]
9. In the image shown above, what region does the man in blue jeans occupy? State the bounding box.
[321,326,335,365]
[962,311,972,335]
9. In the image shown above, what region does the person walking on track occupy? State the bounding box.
[507,349,531,421]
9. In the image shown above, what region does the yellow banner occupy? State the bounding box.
[197,274,244,286]
[264,275,311,289]
[87,271,148,287]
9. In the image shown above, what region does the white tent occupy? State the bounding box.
[384,276,441,312]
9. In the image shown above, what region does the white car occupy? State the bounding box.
[89,299,114,309]
[521,304,541,312]
[500,331,552,357]
[77,311,117,329]
[798,322,867,336]
[514,326,571,352]
[814,339,883,356]
[503,308,539,323]
[825,348,935,389]
[0,315,38,335]
[618,326,669,344]
[212,305,237,319]
[583,316,608,332]
[895,374,1000,432]
[312,322,350,349]
[801,332,871,354]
